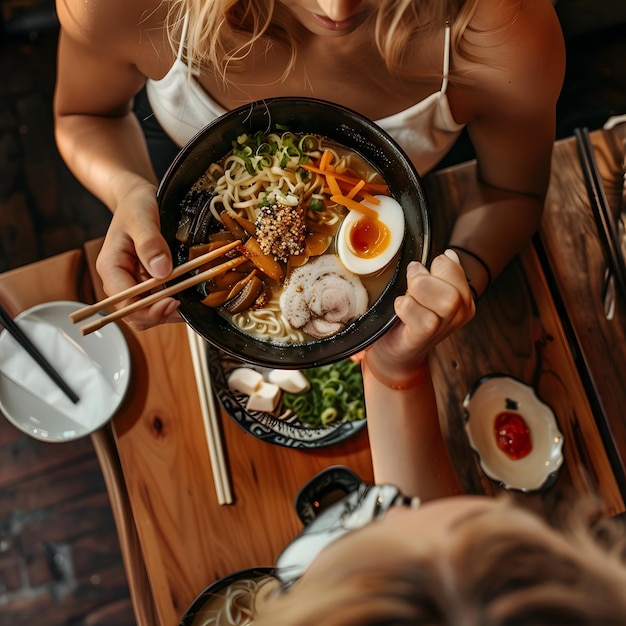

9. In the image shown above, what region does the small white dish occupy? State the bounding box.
[0,301,131,442]
[464,375,564,492]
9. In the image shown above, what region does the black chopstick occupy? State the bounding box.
[0,303,80,404]
[574,127,626,298]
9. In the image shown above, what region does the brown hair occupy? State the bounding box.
[252,499,626,625]
[165,0,480,84]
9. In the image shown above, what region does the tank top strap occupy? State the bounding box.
[176,12,189,61]
[441,23,451,94]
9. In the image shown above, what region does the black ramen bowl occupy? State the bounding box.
[179,567,275,626]
[158,97,430,368]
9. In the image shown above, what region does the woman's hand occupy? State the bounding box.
[95,182,181,330]
[362,250,469,497]
[367,250,475,379]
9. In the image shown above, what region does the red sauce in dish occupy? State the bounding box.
[494,411,532,459]
[349,216,390,258]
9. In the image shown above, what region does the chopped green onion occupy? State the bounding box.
[283,359,365,428]
[307,197,325,212]
[298,135,319,153]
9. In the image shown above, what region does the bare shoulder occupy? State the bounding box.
[55,0,166,54]
[453,0,565,118]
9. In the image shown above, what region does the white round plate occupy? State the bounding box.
[463,375,564,492]
[0,301,131,442]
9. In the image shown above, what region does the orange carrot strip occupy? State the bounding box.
[332,171,388,194]
[326,174,343,198]
[361,192,381,205]
[335,179,357,195]
[330,195,379,220]
[319,149,334,171]
[346,179,365,200]
[343,177,386,195]
[300,163,331,175]
[335,179,380,203]
[360,181,388,193]
[301,164,384,192]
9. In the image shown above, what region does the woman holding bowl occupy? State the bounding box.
[53,0,565,347]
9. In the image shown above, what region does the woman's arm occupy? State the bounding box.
[54,0,158,209]
[447,0,566,296]
[54,0,179,326]
[363,251,470,500]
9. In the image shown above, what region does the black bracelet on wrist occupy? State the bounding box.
[448,245,493,288]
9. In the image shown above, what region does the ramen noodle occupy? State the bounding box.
[189,575,279,626]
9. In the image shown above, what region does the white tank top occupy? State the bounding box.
[146,20,465,175]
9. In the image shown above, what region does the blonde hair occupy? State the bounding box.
[252,498,626,625]
[165,0,480,84]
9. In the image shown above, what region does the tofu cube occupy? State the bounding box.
[246,382,281,413]
[268,369,311,394]
[227,367,263,396]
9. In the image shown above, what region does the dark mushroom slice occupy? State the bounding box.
[189,194,214,246]
[231,214,257,237]
[176,188,216,244]
[201,269,262,310]
[220,211,248,241]
[223,275,265,314]
[240,237,284,283]
[211,270,249,291]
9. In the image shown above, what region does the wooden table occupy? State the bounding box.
[1,126,625,626]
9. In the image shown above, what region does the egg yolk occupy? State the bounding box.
[348,216,390,259]
[494,411,532,460]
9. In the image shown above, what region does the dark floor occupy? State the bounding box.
[0,2,626,625]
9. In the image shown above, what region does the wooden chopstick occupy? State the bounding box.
[186,327,233,505]
[0,303,80,403]
[574,127,626,297]
[70,239,243,323]
[79,254,248,336]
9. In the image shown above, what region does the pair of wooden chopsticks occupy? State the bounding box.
[0,303,80,403]
[186,327,233,505]
[574,127,626,298]
[71,240,244,335]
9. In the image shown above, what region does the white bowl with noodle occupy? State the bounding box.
[158,97,430,368]
[179,567,277,626]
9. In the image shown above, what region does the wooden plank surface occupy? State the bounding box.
[539,126,626,482]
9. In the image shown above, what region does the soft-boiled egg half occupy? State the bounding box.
[336,195,405,275]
